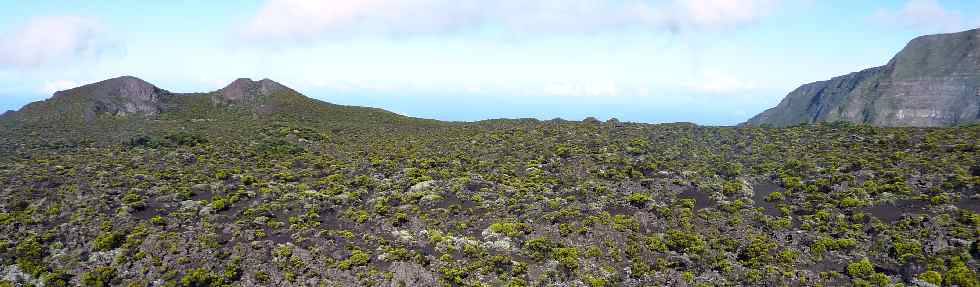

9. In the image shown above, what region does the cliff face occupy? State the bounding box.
[746,28,980,127]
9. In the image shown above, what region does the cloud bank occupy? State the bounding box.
[871,0,964,32]
[241,0,780,43]
[0,16,115,68]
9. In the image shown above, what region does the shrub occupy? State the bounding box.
[554,144,572,158]
[646,235,668,252]
[150,215,166,226]
[585,276,608,287]
[665,229,705,254]
[626,193,653,208]
[15,236,43,259]
[210,198,230,211]
[944,263,978,287]
[917,271,941,285]
[553,247,580,271]
[393,211,408,226]
[677,198,696,210]
[765,191,785,202]
[92,232,124,251]
[165,132,207,147]
[839,197,867,208]
[181,268,222,287]
[128,135,162,148]
[811,237,857,257]
[781,175,803,190]
[338,249,370,270]
[122,191,145,210]
[891,240,923,263]
[722,180,743,196]
[81,267,116,287]
[846,258,874,278]
[14,236,46,276]
[489,221,532,238]
[440,267,466,285]
[739,237,775,268]
[525,237,558,260]
[611,215,639,232]
[42,270,72,287]
[253,271,270,284]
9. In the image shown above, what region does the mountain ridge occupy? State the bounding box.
[0,76,435,148]
[2,76,368,122]
[745,28,980,127]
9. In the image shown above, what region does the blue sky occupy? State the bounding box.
[1,0,978,125]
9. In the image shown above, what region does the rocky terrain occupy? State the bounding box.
[745,28,980,127]
[0,77,977,287]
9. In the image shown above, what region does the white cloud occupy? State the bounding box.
[0,16,115,68]
[676,0,778,28]
[871,0,964,32]
[39,80,80,94]
[240,0,781,43]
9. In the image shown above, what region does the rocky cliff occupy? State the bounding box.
[745,28,980,127]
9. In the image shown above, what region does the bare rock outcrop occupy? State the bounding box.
[215,78,290,104]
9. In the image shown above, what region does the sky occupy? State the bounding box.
[0,0,978,125]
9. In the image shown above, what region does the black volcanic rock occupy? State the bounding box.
[746,28,980,127]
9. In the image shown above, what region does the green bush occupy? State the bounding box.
[611,215,639,232]
[646,235,667,252]
[891,240,923,263]
[739,237,775,268]
[338,249,370,270]
[81,267,116,287]
[626,193,653,207]
[92,231,124,251]
[165,132,208,147]
[665,229,705,254]
[765,191,785,202]
[846,258,874,278]
[944,263,978,287]
[525,237,558,260]
[722,180,744,196]
[150,215,166,225]
[122,191,145,210]
[917,271,942,285]
[585,275,608,287]
[210,198,230,211]
[553,247,580,271]
[42,270,72,287]
[181,268,223,287]
[489,221,532,238]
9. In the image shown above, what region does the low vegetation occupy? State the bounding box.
[0,100,977,286]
